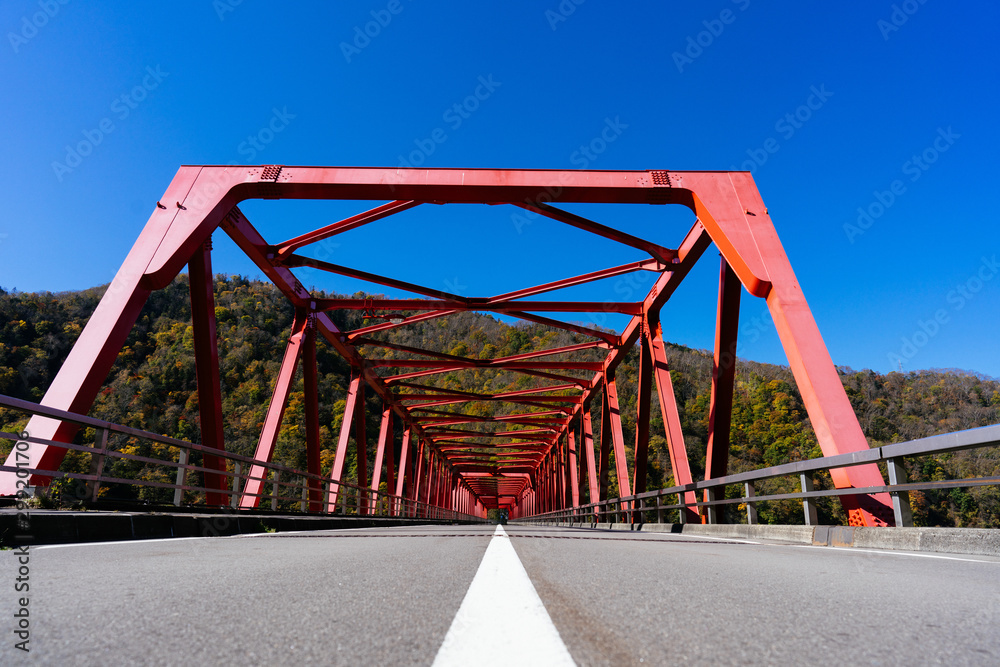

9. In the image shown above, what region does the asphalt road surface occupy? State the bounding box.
[3,524,999,665]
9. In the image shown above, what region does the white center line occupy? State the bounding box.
[433,525,575,667]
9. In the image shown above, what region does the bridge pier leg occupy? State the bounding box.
[704,257,741,524]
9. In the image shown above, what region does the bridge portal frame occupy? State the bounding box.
[0,166,893,526]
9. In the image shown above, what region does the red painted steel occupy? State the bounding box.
[582,405,599,505]
[704,258,741,519]
[188,239,229,506]
[632,327,653,500]
[0,165,895,527]
[371,405,393,503]
[647,320,701,523]
[568,428,580,508]
[303,318,323,512]
[606,376,632,503]
[328,375,362,512]
[240,309,308,509]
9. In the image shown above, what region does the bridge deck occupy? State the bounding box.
[4,525,998,664]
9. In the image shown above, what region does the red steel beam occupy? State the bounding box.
[582,404,598,505]
[516,202,677,264]
[355,383,369,515]
[487,259,667,303]
[187,238,229,506]
[395,428,411,507]
[632,327,652,500]
[647,320,700,523]
[284,255,467,303]
[303,317,323,511]
[276,200,420,259]
[316,298,642,315]
[328,375,362,511]
[371,404,393,499]
[704,258,741,521]
[241,309,308,508]
[568,426,580,508]
[606,376,632,502]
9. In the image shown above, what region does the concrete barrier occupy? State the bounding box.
[517,519,1000,557]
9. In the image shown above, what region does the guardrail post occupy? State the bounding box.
[86,427,109,502]
[678,493,687,524]
[173,448,189,507]
[705,486,722,524]
[271,471,279,511]
[656,495,663,523]
[800,474,818,526]
[300,478,308,512]
[745,482,758,525]
[886,458,914,527]
[231,462,241,509]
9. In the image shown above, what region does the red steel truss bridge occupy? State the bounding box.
[2,165,912,527]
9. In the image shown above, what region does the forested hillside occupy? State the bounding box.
[1,277,998,527]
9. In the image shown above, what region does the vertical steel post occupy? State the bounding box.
[303,315,322,512]
[801,474,819,526]
[633,326,653,516]
[568,426,580,508]
[188,239,230,506]
[582,404,598,507]
[271,471,279,511]
[704,258,741,524]
[173,447,188,507]
[745,482,758,525]
[354,384,368,515]
[887,458,913,527]
[86,427,109,503]
[598,390,611,502]
[231,462,241,509]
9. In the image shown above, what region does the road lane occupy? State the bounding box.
[507,525,1000,666]
[2,525,495,665]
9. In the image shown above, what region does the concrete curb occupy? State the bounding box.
[517,520,1000,557]
[0,510,479,546]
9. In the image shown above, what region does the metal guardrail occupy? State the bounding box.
[0,394,480,522]
[520,423,1000,527]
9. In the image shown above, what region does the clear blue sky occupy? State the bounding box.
[2,1,998,378]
